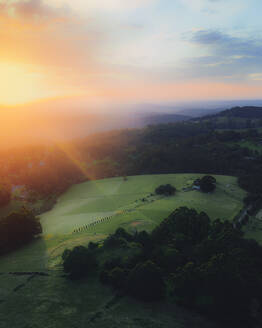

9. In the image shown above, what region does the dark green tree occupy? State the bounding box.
[62,246,97,279]
[0,207,42,254]
[198,175,216,193]
[155,184,176,196]
[127,260,164,301]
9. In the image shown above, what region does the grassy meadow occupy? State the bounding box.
[0,174,245,328]
[41,174,244,235]
[0,174,246,272]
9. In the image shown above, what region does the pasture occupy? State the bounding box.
[0,174,246,272]
[40,174,245,236]
[0,174,245,328]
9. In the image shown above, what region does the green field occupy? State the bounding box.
[41,174,244,235]
[0,174,246,272]
[0,270,221,328]
[0,174,245,328]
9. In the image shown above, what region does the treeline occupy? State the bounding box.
[216,106,262,119]
[62,207,262,327]
[195,106,262,130]
[0,130,137,198]
[0,144,87,197]
[1,118,262,200]
[0,207,42,255]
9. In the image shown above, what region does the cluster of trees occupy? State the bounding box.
[62,244,98,279]
[0,207,42,255]
[217,106,262,119]
[0,144,88,198]
[238,174,262,216]
[194,175,216,192]
[62,207,262,327]
[0,130,134,198]
[1,110,262,204]
[155,184,176,196]
[195,107,262,130]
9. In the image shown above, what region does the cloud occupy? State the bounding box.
[0,0,69,23]
[177,29,262,82]
[180,0,246,16]
[11,0,57,19]
[190,29,262,57]
[180,0,224,10]
[49,0,156,13]
[191,30,227,44]
[249,73,262,81]
[0,1,105,84]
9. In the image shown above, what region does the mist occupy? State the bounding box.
[1,97,262,149]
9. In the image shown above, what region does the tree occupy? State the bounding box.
[127,261,165,301]
[198,175,216,193]
[107,267,127,289]
[0,207,42,254]
[152,207,211,246]
[155,184,176,196]
[62,246,97,279]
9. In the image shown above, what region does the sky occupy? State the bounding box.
[0,0,262,107]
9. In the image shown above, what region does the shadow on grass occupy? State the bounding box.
[0,237,48,272]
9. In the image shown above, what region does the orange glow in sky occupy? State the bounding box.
[0,63,52,105]
[0,0,261,107]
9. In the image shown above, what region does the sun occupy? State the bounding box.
[0,62,52,106]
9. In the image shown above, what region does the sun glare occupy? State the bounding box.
[0,63,50,106]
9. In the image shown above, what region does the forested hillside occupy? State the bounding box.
[194,106,262,129]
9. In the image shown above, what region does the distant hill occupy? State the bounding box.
[141,113,191,126]
[215,106,262,119]
[193,106,262,130]
[198,106,262,120]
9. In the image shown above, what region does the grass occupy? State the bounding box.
[0,272,221,328]
[0,174,245,272]
[40,174,245,236]
[0,174,245,328]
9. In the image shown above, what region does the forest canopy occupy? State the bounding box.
[62,206,262,327]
